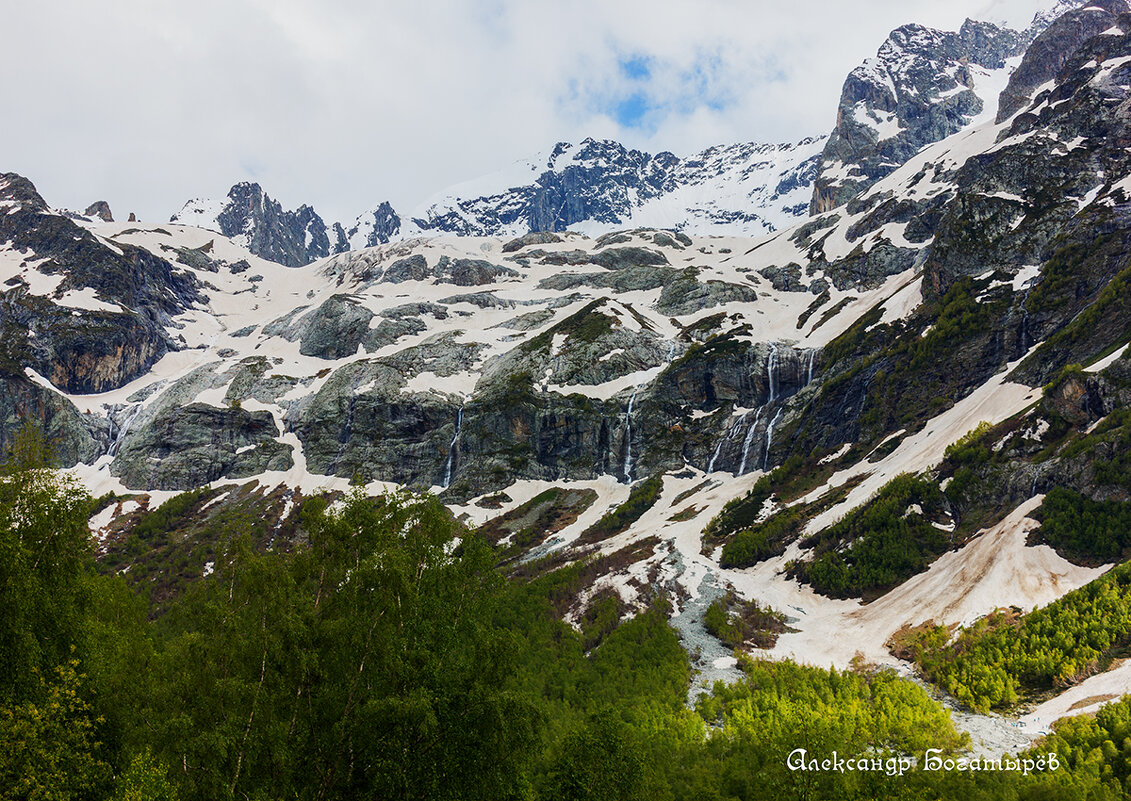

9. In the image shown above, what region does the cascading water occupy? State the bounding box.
[622,340,676,483]
[442,405,464,488]
[707,436,725,474]
[737,408,764,476]
[767,344,779,402]
[1019,289,1033,354]
[708,413,744,473]
[763,407,784,471]
[107,404,143,458]
[807,349,816,385]
[623,388,638,482]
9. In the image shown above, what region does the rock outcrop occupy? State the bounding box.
[172,182,337,267]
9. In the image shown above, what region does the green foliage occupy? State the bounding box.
[909,279,993,370]
[817,302,881,365]
[703,593,788,649]
[1036,487,1131,563]
[524,299,616,353]
[1043,362,1087,397]
[1032,254,1131,357]
[1040,696,1131,794]
[144,490,544,801]
[110,749,179,801]
[0,660,112,801]
[942,422,994,504]
[127,488,215,545]
[578,475,663,544]
[718,506,804,569]
[943,422,994,465]
[579,589,626,651]
[1090,412,1131,493]
[702,657,967,754]
[687,658,968,800]
[478,487,597,559]
[2,418,58,473]
[0,449,94,704]
[793,474,950,598]
[545,711,650,801]
[703,473,773,545]
[910,560,1131,711]
[8,446,1131,799]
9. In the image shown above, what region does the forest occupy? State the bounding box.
[5,427,1131,800]
[893,556,1131,714]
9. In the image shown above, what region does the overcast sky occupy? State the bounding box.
[2,0,1061,224]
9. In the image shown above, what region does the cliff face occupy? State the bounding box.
[9,4,1131,487]
[997,0,1131,121]
[172,182,339,267]
[809,19,1027,215]
[0,173,200,405]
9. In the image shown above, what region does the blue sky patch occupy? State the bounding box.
[614,92,652,128]
[618,54,652,81]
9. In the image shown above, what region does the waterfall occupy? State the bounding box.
[707,437,725,474]
[737,408,764,476]
[107,404,143,457]
[623,388,638,483]
[708,413,743,473]
[807,349,816,384]
[619,342,676,483]
[763,407,784,471]
[767,344,779,402]
[442,406,464,488]
[1019,290,1032,354]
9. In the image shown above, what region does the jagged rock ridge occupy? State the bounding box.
[171,182,340,268]
[808,1,1102,215]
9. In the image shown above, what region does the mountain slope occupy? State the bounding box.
[807,0,1116,215]
[7,0,1131,747]
[171,182,343,267]
[810,18,1027,213]
[396,136,825,239]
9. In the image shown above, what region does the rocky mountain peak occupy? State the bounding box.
[809,17,1027,215]
[172,182,336,268]
[343,200,402,251]
[83,200,113,222]
[395,135,824,239]
[996,0,1131,121]
[0,172,51,212]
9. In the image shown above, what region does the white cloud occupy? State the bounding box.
[0,0,1066,224]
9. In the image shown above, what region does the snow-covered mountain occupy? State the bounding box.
[394,136,825,240]
[811,18,1024,214]
[174,137,824,266]
[172,182,342,267]
[9,0,1131,753]
[167,3,1106,271]
[807,0,1115,213]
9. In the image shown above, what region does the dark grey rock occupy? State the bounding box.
[380,254,430,283]
[84,201,113,222]
[997,0,1130,121]
[810,19,1027,214]
[502,231,563,252]
[112,401,293,490]
[656,269,760,315]
[175,182,335,267]
[297,295,375,360]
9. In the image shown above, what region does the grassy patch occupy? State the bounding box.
[703,591,791,649]
[577,475,663,545]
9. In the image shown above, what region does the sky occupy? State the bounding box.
[1,0,1063,225]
